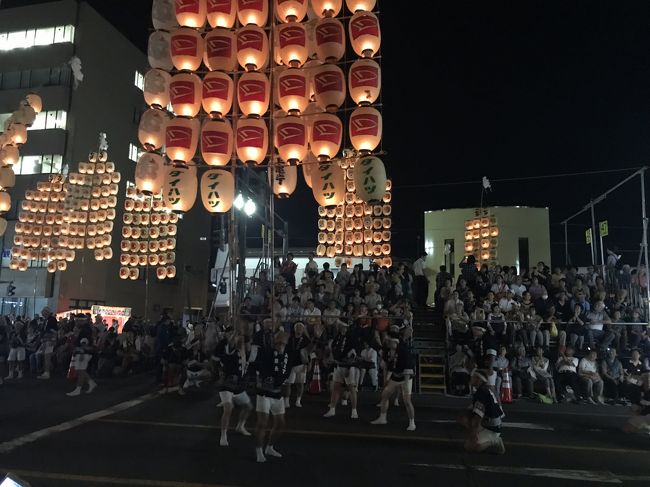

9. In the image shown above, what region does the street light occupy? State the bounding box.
[243,198,256,217]
[233,193,244,211]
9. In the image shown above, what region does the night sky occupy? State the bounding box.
[4,0,650,267]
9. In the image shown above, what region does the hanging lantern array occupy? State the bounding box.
[162,165,198,213]
[120,184,178,281]
[464,210,499,265]
[201,169,235,212]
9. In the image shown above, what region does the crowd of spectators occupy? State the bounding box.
[444,257,650,407]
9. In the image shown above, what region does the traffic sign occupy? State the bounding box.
[585,228,592,244]
[599,220,609,237]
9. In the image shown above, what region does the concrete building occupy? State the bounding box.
[0,0,211,320]
[423,206,551,298]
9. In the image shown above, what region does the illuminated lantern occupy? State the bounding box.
[207,0,236,27]
[153,0,179,30]
[277,68,309,115]
[490,227,499,237]
[201,119,233,166]
[236,25,269,71]
[0,167,15,189]
[310,113,342,160]
[481,239,490,249]
[170,72,202,117]
[148,30,173,71]
[481,228,490,238]
[312,64,345,112]
[129,268,140,280]
[275,0,307,22]
[144,69,171,109]
[315,18,345,62]
[26,93,43,114]
[349,59,380,105]
[9,124,27,145]
[480,217,490,228]
[0,146,18,167]
[165,116,200,164]
[201,169,235,212]
[312,0,342,17]
[345,0,375,13]
[237,0,268,26]
[278,23,308,67]
[302,152,315,188]
[237,71,270,116]
[156,267,167,279]
[170,28,204,71]
[57,261,67,271]
[349,11,380,57]
[167,265,177,278]
[275,116,307,164]
[349,106,382,153]
[201,72,234,119]
[163,164,197,212]
[135,153,166,195]
[312,162,344,207]
[235,117,268,164]
[204,28,237,71]
[138,108,169,151]
[0,192,10,213]
[270,164,297,198]
[175,0,207,27]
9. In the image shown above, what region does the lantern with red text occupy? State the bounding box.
[237,0,268,26]
[270,164,297,198]
[353,156,385,203]
[202,71,234,117]
[312,64,346,112]
[235,117,268,164]
[207,0,237,27]
[144,69,171,109]
[278,23,308,67]
[349,106,381,153]
[201,119,233,166]
[237,71,270,116]
[163,165,198,212]
[236,25,269,70]
[315,18,345,63]
[170,73,202,117]
[349,11,380,57]
[277,68,309,115]
[312,162,344,207]
[165,117,200,165]
[135,153,166,195]
[312,0,342,17]
[139,108,170,151]
[204,28,237,71]
[345,0,375,13]
[275,0,307,22]
[170,28,204,71]
[310,113,342,160]
[201,169,234,212]
[275,116,307,164]
[349,59,381,105]
[148,31,173,71]
[175,0,207,27]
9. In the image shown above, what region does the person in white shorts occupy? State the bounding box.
[255,332,290,463]
[284,322,311,408]
[324,321,360,419]
[67,338,97,396]
[5,320,26,380]
[371,334,416,431]
[214,331,252,447]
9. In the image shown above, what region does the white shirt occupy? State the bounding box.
[510,283,527,297]
[413,258,425,277]
[586,311,606,331]
[498,298,515,313]
[579,357,599,375]
[556,356,578,373]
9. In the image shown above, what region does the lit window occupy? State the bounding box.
[134,70,144,91]
[129,143,142,162]
[0,111,67,131]
[18,155,42,175]
[14,154,64,175]
[0,25,75,51]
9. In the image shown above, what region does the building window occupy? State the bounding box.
[13,154,63,175]
[0,25,75,51]
[0,111,67,131]
[129,143,142,162]
[134,70,144,91]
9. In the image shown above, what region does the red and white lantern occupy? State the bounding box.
[315,18,345,62]
[236,25,269,70]
[349,58,381,105]
[201,118,233,166]
[204,28,237,72]
[207,0,237,27]
[312,64,346,112]
[202,71,234,117]
[278,23,308,67]
[274,116,307,164]
[349,106,382,153]
[349,11,381,57]
[165,116,200,164]
[237,71,270,116]
[236,117,268,164]
[170,72,202,117]
[237,0,268,26]
[312,0,342,17]
[345,0,375,12]
[310,113,342,160]
[277,68,309,115]
[170,27,204,71]
[275,0,307,22]
[175,0,207,27]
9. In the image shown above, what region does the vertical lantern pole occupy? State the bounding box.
[229,66,240,331]
[640,169,650,320]
[269,0,277,332]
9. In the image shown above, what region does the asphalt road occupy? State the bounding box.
[1,374,649,486]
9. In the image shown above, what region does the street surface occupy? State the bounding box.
[1,374,649,486]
